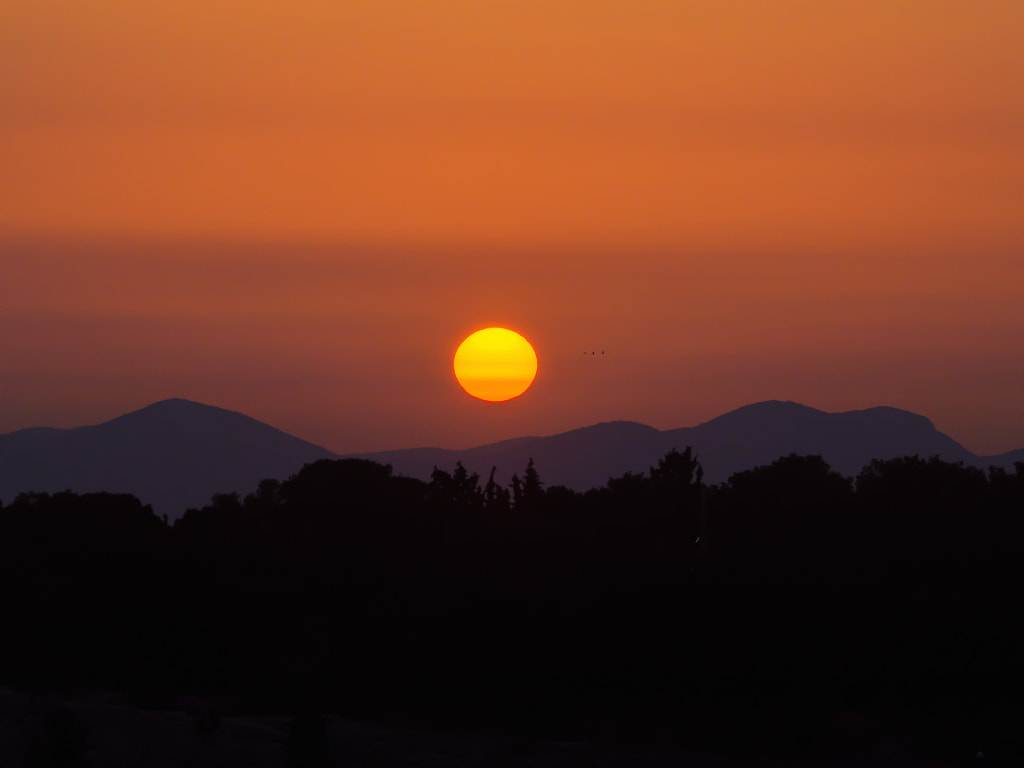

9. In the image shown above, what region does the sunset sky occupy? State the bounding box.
[2,1,1022,455]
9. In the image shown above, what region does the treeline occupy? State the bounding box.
[1,450,1023,758]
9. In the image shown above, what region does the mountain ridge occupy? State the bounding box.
[0,398,338,519]
[1,398,1020,518]
[353,399,1000,490]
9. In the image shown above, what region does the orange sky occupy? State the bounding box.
[1,1,1022,457]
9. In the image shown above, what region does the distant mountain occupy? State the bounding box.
[0,398,336,519]
[353,400,986,489]
[2,398,1017,518]
[661,401,977,482]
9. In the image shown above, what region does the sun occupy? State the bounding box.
[453,328,538,402]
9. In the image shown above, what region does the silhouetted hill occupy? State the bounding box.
[2,398,1013,518]
[662,401,976,482]
[355,400,983,488]
[0,398,336,518]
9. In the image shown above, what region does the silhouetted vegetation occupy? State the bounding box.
[2,451,1024,760]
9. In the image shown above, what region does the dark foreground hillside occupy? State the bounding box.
[1,451,1023,765]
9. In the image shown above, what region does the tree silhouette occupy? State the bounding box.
[519,458,544,513]
[855,454,989,571]
[605,469,646,501]
[510,472,522,510]
[649,446,702,518]
[483,465,511,512]
[244,477,282,510]
[715,454,854,581]
[650,446,700,487]
[430,461,484,516]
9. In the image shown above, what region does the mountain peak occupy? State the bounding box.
[0,398,336,518]
[694,400,826,431]
[147,397,202,408]
[738,399,812,410]
[117,397,237,418]
[841,405,937,432]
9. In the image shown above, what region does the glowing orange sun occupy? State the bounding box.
[453,327,538,402]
